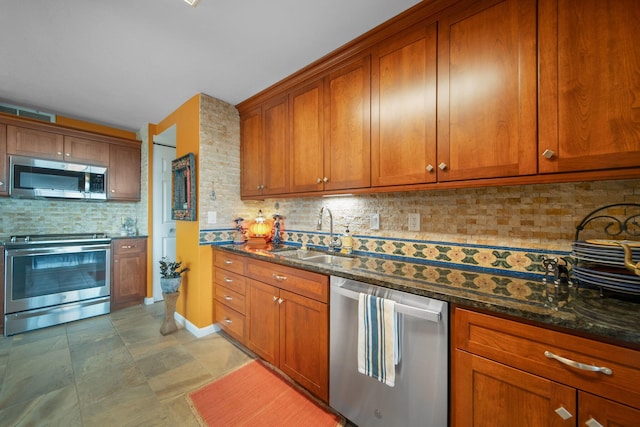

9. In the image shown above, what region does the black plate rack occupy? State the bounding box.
[571,203,640,296]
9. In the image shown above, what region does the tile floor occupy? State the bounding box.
[0,303,254,426]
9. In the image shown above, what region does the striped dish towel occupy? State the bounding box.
[357,293,398,387]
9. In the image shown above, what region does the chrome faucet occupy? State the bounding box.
[317,207,342,252]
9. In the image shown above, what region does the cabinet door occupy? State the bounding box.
[112,239,147,311]
[262,96,289,195]
[240,107,264,197]
[247,279,279,365]
[108,144,141,201]
[279,289,328,402]
[290,79,324,193]
[578,392,640,427]
[0,125,6,196]
[539,0,640,173]
[372,22,438,186]
[63,136,109,166]
[6,126,64,160]
[324,56,371,191]
[438,0,538,181]
[452,350,576,427]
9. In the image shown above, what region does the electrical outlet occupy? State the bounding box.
[408,213,421,231]
[370,213,380,230]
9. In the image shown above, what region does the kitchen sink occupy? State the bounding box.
[278,249,355,267]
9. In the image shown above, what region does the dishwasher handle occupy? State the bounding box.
[333,285,442,323]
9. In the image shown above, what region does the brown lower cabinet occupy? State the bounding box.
[111,237,147,311]
[452,306,640,426]
[213,249,329,403]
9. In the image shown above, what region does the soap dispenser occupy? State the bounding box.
[341,226,353,254]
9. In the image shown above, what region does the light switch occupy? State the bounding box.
[207,211,217,224]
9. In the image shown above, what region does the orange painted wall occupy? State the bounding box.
[154,94,212,328]
[56,115,138,140]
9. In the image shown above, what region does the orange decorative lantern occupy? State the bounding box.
[247,210,273,247]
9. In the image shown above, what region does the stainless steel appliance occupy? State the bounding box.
[4,233,111,335]
[9,155,107,200]
[330,276,448,427]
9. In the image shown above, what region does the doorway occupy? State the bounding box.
[152,125,177,301]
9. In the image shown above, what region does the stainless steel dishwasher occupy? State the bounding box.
[330,276,448,427]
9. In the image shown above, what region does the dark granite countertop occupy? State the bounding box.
[215,244,640,349]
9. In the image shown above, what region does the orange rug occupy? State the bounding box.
[187,360,344,427]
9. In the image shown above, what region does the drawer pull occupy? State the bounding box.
[223,260,233,265]
[121,245,135,249]
[272,296,278,302]
[585,418,604,427]
[278,298,284,305]
[223,317,233,324]
[554,406,573,420]
[223,295,233,301]
[224,277,233,283]
[544,351,612,375]
[272,274,287,282]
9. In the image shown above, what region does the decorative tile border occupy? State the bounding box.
[200,228,571,277]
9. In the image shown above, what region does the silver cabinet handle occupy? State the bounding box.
[223,260,233,265]
[585,418,604,427]
[438,162,447,170]
[316,177,322,183]
[554,406,573,420]
[544,351,612,375]
[223,317,232,324]
[224,277,233,283]
[223,295,233,301]
[0,181,4,186]
[323,177,329,183]
[272,274,287,282]
[426,164,434,172]
[65,152,71,157]
[57,151,63,156]
[542,149,555,159]
[272,296,278,302]
[278,298,284,304]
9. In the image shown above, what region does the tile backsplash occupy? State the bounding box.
[201,178,640,276]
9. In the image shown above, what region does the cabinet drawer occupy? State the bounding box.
[214,269,246,295]
[454,307,640,409]
[215,285,246,315]
[214,251,246,275]
[113,238,145,255]
[214,300,245,342]
[246,258,328,303]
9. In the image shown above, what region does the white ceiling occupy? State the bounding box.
[0,0,422,132]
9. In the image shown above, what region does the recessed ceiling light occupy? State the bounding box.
[183,0,200,6]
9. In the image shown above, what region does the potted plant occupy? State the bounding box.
[159,257,190,294]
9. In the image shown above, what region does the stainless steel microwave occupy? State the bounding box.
[9,155,107,200]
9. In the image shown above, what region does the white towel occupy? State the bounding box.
[357,293,397,387]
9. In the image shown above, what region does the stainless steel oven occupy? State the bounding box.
[4,233,111,335]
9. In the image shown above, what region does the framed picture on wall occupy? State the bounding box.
[171,152,196,221]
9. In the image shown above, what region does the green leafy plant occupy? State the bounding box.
[159,257,190,279]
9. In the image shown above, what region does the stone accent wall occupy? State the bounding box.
[198,94,263,229]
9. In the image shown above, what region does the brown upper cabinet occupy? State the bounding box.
[241,95,290,197]
[371,22,437,187]
[0,125,6,196]
[437,0,538,181]
[278,56,371,195]
[538,0,640,173]
[238,0,640,199]
[1,115,141,201]
[108,144,141,201]
[7,126,110,166]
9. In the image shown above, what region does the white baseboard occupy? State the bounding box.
[143,297,154,305]
[174,311,220,338]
